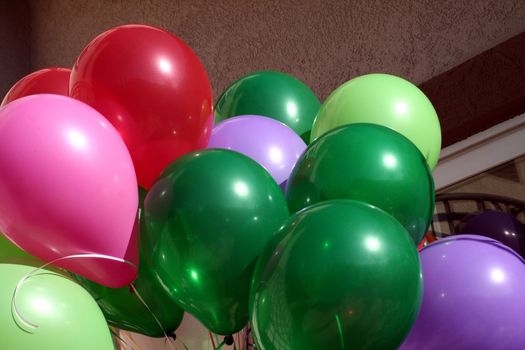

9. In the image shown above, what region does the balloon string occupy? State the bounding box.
[209,332,217,349]
[179,338,189,350]
[110,327,136,350]
[115,338,133,350]
[245,326,252,350]
[216,339,227,350]
[130,283,176,350]
[335,314,345,350]
[11,253,136,333]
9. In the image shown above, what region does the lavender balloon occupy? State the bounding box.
[400,235,525,349]
[209,115,306,186]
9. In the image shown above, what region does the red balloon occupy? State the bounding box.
[1,67,71,106]
[70,25,213,188]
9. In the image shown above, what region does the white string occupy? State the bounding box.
[12,253,136,333]
[12,252,179,350]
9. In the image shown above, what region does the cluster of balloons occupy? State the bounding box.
[0,22,524,350]
[0,24,213,349]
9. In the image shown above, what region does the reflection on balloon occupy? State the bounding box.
[0,262,114,350]
[286,123,435,244]
[215,71,320,143]
[0,94,139,287]
[400,235,525,349]
[250,200,422,350]
[143,149,289,335]
[311,73,441,170]
[209,115,306,186]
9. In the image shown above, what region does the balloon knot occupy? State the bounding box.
[224,335,234,345]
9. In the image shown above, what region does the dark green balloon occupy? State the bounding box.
[73,188,184,337]
[250,200,423,350]
[143,149,289,335]
[214,71,321,143]
[286,123,435,244]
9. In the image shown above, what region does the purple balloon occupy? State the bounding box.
[400,235,525,350]
[209,115,306,186]
[457,210,525,258]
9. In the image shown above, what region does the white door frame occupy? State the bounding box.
[433,113,525,190]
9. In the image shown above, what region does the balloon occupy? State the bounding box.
[143,149,289,335]
[286,123,435,244]
[0,233,33,261]
[311,73,441,170]
[250,200,422,350]
[400,235,525,349]
[0,235,67,277]
[1,230,66,274]
[208,115,306,186]
[417,237,428,251]
[70,24,213,189]
[0,262,114,350]
[214,71,320,143]
[457,210,525,258]
[73,188,184,337]
[1,67,71,106]
[0,94,139,287]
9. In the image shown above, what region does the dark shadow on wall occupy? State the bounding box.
[0,1,31,98]
[420,32,525,147]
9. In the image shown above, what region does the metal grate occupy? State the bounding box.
[429,192,525,239]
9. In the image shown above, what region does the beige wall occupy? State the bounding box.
[24,0,525,100]
[443,156,525,200]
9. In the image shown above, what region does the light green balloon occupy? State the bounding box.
[311,74,441,170]
[0,262,115,350]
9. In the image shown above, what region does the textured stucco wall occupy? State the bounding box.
[28,0,525,100]
[0,1,31,98]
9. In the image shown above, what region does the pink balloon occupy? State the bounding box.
[0,94,139,287]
